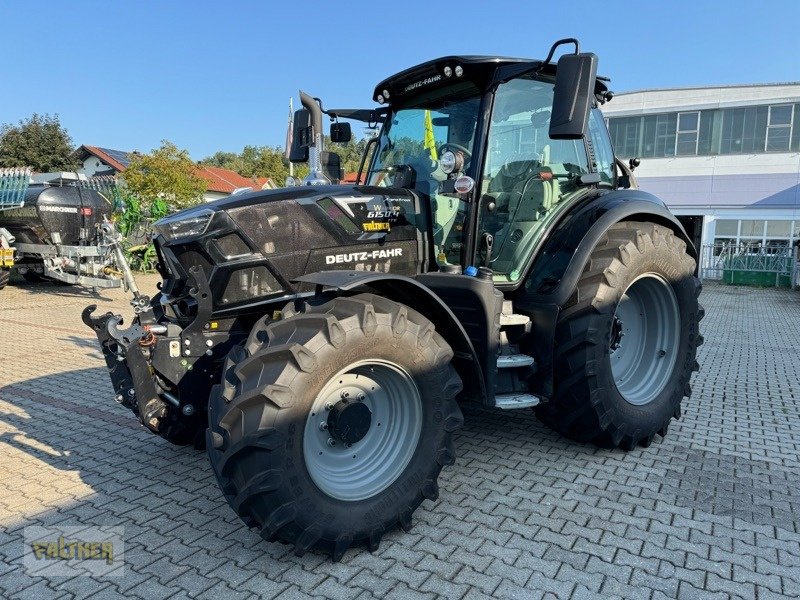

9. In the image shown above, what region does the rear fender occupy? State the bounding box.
[523,189,695,306]
[517,188,696,397]
[293,271,487,402]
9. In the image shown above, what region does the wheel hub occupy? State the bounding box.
[609,274,680,406]
[610,316,624,351]
[302,360,423,501]
[327,399,372,445]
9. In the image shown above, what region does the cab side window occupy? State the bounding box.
[588,108,615,185]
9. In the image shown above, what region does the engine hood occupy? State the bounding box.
[208,184,415,212]
[154,183,428,311]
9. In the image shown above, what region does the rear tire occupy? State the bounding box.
[536,222,704,450]
[207,293,463,558]
[0,268,9,290]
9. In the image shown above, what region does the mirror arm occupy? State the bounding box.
[541,38,580,68]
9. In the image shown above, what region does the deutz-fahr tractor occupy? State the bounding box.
[85,39,703,559]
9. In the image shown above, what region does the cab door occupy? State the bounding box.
[476,76,591,285]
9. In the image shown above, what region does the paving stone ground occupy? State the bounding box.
[0,274,799,599]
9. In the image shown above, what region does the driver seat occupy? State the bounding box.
[485,158,556,275]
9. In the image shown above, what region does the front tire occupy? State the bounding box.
[207,294,463,558]
[22,270,44,283]
[0,268,9,290]
[537,222,704,450]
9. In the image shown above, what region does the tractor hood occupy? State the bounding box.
[153,184,427,313]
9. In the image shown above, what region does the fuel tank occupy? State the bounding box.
[0,185,112,245]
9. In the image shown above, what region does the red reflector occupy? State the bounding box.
[538,171,553,181]
[80,207,93,216]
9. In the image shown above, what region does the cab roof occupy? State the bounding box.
[373,55,608,105]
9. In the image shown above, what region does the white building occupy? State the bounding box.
[601,83,800,262]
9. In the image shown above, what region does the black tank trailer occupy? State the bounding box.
[0,184,122,288]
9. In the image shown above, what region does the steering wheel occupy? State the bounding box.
[438,143,472,162]
[499,153,539,178]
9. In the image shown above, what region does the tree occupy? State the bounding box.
[0,113,77,171]
[123,141,206,210]
[200,136,372,184]
[201,145,294,182]
[326,136,370,175]
[201,150,240,171]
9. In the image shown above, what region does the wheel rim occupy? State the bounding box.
[609,274,680,406]
[303,359,422,501]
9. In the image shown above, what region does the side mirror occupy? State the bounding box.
[549,52,598,140]
[330,122,352,143]
[289,108,311,162]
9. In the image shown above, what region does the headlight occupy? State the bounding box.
[440,151,457,174]
[153,207,215,241]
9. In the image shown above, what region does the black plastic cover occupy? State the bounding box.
[289,109,311,162]
[330,122,352,143]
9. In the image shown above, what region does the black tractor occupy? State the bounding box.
[85,39,703,559]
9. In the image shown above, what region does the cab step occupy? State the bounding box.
[500,301,531,328]
[495,393,541,409]
[497,354,535,369]
[500,313,531,327]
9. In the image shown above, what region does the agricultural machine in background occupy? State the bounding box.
[0,169,123,290]
[0,167,30,289]
[85,39,704,559]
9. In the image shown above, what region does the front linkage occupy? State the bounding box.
[83,266,215,445]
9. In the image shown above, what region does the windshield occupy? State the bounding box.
[366,86,481,196]
[366,84,482,268]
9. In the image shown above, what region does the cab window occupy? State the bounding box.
[589,108,615,185]
[478,77,590,283]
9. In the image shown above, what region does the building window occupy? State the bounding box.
[652,113,677,157]
[739,219,765,238]
[608,101,800,158]
[608,116,641,158]
[715,219,738,236]
[714,219,796,250]
[675,112,700,155]
[766,220,791,237]
[719,105,769,154]
[766,104,793,151]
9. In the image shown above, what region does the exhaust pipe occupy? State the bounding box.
[299,91,329,186]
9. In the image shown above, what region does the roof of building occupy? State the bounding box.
[74,145,133,172]
[341,172,360,183]
[75,144,273,194]
[194,165,272,194]
[610,81,800,97]
[601,81,800,117]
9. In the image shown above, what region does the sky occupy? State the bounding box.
[1,0,798,160]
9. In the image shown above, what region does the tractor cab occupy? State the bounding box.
[290,40,615,285]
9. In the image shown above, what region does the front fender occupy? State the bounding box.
[293,271,487,402]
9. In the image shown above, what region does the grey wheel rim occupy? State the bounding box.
[303,359,423,501]
[609,274,680,406]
